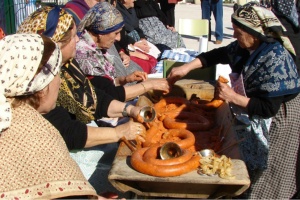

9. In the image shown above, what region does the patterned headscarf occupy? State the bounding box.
[77,2,124,35]
[0,34,62,132]
[271,0,299,29]
[232,1,296,56]
[17,6,74,42]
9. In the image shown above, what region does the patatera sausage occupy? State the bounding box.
[154,96,190,114]
[161,129,195,149]
[162,111,211,131]
[143,145,194,166]
[131,147,200,177]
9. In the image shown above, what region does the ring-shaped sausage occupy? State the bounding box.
[162,129,195,149]
[143,145,194,166]
[131,147,200,177]
[163,111,211,131]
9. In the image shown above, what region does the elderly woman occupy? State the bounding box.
[75,2,170,89]
[64,0,145,80]
[0,34,97,199]
[168,2,300,199]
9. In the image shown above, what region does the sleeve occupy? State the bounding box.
[196,47,230,68]
[89,76,126,118]
[43,106,88,150]
[90,76,126,101]
[150,0,168,25]
[247,96,283,118]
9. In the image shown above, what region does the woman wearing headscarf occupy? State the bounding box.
[0,34,97,199]
[270,0,300,74]
[64,0,145,80]
[75,2,170,88]
[17,5,149,145]
[168,2,300,198]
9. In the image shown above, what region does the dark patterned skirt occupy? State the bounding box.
[244,94,300,199]
[139,16,185,49]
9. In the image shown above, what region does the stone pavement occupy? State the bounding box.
[174,3,236,51]
[173,3,236,79]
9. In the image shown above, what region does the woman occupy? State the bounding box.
[168,2,300,198]
[133,0,185,50]
[0,34,97,199]
[64,0,145,80]
[75,2,170,88]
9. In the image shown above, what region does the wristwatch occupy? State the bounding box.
[122,103,130,117]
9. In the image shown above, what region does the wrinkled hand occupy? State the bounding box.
[134,40,150,53]
[116,119,146,141]
[215,82,235,102]
[119,51,130,67]
[147,78,170,94]
[126,71,147,83]
[167,65,189,85]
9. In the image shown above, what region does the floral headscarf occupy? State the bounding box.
[232,1,296,56]
[17,6,74,42]
[77,2,124,35]
[0,34,62,132]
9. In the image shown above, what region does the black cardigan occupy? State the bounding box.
[196,45,298,118]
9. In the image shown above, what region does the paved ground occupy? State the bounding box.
[173,2,235,79]
[175,2,236,51]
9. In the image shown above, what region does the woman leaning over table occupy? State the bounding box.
[168,2,300,199]
[18,7,169,138]
[75,1,167,88]
[16,4,143,165]
[0,34,98,199]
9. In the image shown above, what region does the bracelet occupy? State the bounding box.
[122,103,130,117]
[141,83,146,92]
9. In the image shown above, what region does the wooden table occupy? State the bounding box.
[109,83,250,198]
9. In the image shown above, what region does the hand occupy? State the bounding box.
[167,64,189,85]
[215,82,235,102]
[167,25,176,32]
[115,119,146,141]
[134,40,150,53]
[119,51,130,67]
[125,71,147,83]
[145,78,170,94]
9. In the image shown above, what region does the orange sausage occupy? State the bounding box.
[154,97,190,114]
[162,129,195,149]
[190,76,229,110]
[162,111,211,131]
[143,145,194,166]
[131,147,200,177]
